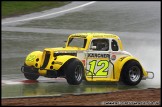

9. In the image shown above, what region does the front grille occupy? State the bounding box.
[41,51,50,69]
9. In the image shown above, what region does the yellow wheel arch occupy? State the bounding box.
[114,56,148,81]
[52,55,80,70]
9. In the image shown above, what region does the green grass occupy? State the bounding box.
[2,1,71,18]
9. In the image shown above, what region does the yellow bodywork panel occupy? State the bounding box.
[38,69,47,76]
[25,51,43,68]
[85,55,148,82]
[25,51,46,75]
[24,50,78,76]
[51,55,78,70]
[38,55,78,75]
[113,56,148,81]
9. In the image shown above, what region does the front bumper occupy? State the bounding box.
[21,66,58,78]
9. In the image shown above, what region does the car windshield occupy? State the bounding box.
[67,37,87,48]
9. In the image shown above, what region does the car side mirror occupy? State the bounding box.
[90,46,96,50]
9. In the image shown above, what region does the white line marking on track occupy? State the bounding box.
[2,80,23,85]
[2,1,96,25]
[2,78,66,85]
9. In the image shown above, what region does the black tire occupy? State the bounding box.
[65,59,84,85]
[121,60,142,86]
[24,73,39,80]
[23,63,39,80]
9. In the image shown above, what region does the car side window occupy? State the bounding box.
[91,39,109,51]
[111,39,119,51]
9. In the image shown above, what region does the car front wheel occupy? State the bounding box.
[22,64,39,80]
[65,59,84,85]
[24,73,39,80]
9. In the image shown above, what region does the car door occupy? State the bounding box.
[85,39,114,81]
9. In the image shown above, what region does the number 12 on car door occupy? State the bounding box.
[86,59,109,78]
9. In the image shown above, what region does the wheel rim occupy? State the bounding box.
[74,65,82,81]
[129,66,141,82]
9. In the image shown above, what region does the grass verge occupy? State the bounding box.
[2,1,71,18]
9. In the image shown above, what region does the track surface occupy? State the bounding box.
[2,1,160,98]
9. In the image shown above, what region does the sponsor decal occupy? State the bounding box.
[111,55,116,60]
[26,55,36,62]
[88,53,110,58]
[81,60,86,66]
[54,61,63,65]
[120,57,126,61]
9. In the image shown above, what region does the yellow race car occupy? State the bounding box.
[21,33,154,85]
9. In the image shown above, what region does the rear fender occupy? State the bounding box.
[114,56,148,81]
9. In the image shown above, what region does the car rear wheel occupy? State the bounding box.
[65,59,84,85]
[121,60,142,86]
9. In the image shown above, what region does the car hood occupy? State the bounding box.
[44,47,84,53]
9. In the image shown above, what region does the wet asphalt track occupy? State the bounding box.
[2,1,160,98]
